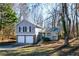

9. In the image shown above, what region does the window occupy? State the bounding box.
[19,27,21,32]
[52,36,57,39]
[25,26,27,32]
[47,33,51,36]
[29,26,31,32]
[23,26,27,32]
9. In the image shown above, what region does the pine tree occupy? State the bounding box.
[0,3,17,40]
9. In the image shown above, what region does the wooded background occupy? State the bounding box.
[0,3,79,45]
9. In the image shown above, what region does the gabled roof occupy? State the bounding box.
[44,27,60,33]
[51,27,60,32]
[16,20,43,29]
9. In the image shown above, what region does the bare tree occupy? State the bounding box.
[75,4,79,38]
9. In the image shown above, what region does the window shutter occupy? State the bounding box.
[23,27,25,32]
[29,26,31,32]
[19,27,21,32]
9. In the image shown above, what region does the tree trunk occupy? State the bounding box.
[75,4,78,38]
[62,3,69,45]
[72,20,75,37]
[64,3,71,38]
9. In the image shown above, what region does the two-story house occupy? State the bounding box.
[16,20,43,44]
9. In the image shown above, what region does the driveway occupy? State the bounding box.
[0,43,31,50]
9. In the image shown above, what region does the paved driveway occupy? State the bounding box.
[0,43,29,50]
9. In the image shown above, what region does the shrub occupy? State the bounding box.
[42,36,51,41]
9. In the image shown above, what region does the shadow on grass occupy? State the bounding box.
[19,45,79,56]
[58,45,79,56]
[0,45,67,56]
[0,40,79,56]
[22,45,67,56]
[0,45,78,56]
[24,45,69,56]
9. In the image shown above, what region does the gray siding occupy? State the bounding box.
[16,20,36,35]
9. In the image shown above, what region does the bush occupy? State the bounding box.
[58,33,64,39]
[42,36,51,41]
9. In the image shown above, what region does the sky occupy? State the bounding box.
[12,3,56,28]
[12,3,79,29]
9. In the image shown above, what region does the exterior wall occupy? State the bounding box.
[35,28,42,36]
[16,20,35,35]
[45,33,51,38]
[16,20,42,44]
[44,32,58,40]
[50,32,58,40]
[35,28,42,43]
[16,33,35,36]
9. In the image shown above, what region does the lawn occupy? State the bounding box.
[0,38,79,56]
